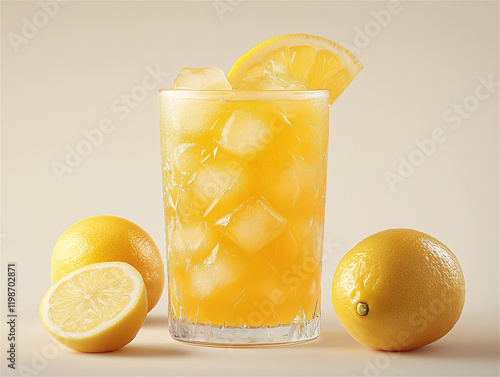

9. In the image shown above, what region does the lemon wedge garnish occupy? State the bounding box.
[228,34,363,104]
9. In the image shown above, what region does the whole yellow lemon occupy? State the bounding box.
[332,229,465,351]
[51,215,164,312]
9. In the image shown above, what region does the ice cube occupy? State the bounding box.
[172,187,203,221]
[170,222,220,266]
[174,67,232,90]
[192,160,237,202]
[233,60,311,90]
[162,69,230,140]
[161,94,227,141]
[215,197,287,254]
[172,143,205,174]
[191,155,245,217]
[190,245,242,299]
[266,160,319,215]
[219,111,272,161]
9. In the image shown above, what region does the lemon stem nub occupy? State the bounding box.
[357,302,369,316]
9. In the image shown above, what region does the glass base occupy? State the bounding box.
[169,316,320,347]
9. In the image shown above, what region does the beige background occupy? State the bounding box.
[1,1,498,376]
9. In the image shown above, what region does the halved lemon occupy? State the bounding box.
[228,34,363,104]
[40,262,147,353]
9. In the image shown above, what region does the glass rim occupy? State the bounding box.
[158,88,330,100]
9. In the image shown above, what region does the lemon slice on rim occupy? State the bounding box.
[228,34,363,104]
[40,262,147,353]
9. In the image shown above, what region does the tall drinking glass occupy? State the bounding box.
[159,89,330,346]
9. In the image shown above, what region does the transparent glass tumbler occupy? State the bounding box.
[158,89,330,346]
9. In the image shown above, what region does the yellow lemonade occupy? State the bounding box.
[159,91,330,331]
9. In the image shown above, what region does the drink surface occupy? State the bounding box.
[160,92,329,327]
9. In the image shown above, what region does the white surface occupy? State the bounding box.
[1,1,499,376]
[7,310,499,376]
